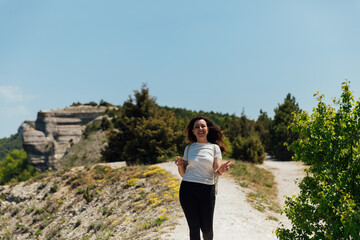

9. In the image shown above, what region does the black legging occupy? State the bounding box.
[179,181,216,240]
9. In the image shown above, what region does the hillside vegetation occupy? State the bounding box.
[0,134,22,161]
[0,150,38,185]
[0,164,181,240]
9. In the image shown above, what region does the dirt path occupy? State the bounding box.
[258,158,308,209]
[157,159,308,240]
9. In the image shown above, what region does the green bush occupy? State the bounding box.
[83,123,101,139]
[100,116,113,130]
[83,185,94,203]
[0,149,38,185]
[99,99,112,107]
[231,135,265,164]
[222,137,232,158]
[49,184,58,193]
[71,102,82,106]
[0,134,23,161]
[276,81,360,239]
[84,101,98,107]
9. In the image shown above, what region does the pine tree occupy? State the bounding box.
[256,109,273,153]
[102,85,185,165]
[270,93,301,160]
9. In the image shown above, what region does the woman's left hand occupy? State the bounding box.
[218,160,234,175]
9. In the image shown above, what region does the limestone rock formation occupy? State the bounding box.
[17,120,35,136]
[22,106,106,170]
[22,128,55,170]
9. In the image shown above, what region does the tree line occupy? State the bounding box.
[101,84,301,165]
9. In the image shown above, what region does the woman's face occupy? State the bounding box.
[192,119,208,143]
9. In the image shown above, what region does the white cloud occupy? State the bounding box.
[8,105,30,115]
[0,85,23,102]
[0,103,32,137]
[0,86,30,132]
[0,105,32,137]
[0,105,30,117]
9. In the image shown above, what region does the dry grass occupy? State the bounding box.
[227,159,280,216]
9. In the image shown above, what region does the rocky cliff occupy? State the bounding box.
[21,106,106,171]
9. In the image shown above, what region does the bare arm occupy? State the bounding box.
[175,156,188,177]
[213,158,234,176]
[213,157,222,176]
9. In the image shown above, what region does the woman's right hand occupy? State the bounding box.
[175,156,183,166]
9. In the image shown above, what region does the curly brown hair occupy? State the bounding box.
[185,115,226,154]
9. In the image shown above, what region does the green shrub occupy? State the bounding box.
[88,221,103,232]
[276,81,360,239]
[99,99,112,107]
[83,123,101,139]
[0,134,23,161]
[0,149,38,185]
[83,185,94,203]
[222,137,232,158]
[49,184,58,193]
[101,116,113,130]
[93,165,108,179]
[84,101,98,107]
[71,102,82,106]
[231,136,265,164]
[74,219,81,229]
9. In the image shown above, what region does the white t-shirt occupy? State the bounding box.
[182,142,222,185]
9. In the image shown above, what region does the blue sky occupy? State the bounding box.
[1,0,360,138]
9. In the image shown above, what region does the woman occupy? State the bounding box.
[175,116,233,240]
